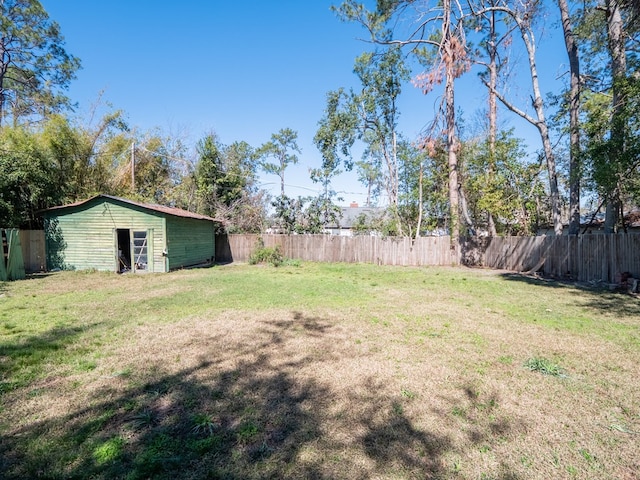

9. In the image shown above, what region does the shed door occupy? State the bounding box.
[116,229,131,273]
[115,229,153,273]
[132,230,151,272]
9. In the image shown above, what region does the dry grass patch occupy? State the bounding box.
[0,263,639,479]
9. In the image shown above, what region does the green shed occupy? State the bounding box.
[42,195,218,273]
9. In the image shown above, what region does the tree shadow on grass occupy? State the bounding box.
[500,272,640,318]
[1,312,524,479]
[0,324,92,394]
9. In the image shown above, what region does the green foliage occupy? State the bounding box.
[575,1,640,227]
[248,238,284,267]
[129,409,155,430]
[0,125,58,227]
[269,194,343,234]
[236,420,260,443]
[301,195,343,234]
[196,135,240,210]
[314,88,357,174]
[131,136,173,204]
[256,127,301,197]
[191,413,218,437]
[524,357,565,377]
[583,76,640,210]
[400,388,416,399]
[351,208,397,237]
[194,134,265,233]
[0,0,81,126]
[463,130,543,235]
[270,195,304,233]
[397,139,449,236]
[0,109,130,227]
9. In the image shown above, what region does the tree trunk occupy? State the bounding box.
[415,160,423,239]
[487,7,498,237]
[525,38,562,235]
[392,131,404,236]
[444,0,460,259]
[279,168,286,198]
[605,0,626,233]
[0,39,7,127]
[558,0,581,235]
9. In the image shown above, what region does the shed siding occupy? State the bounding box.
[45,199,166,272]
[166,216,215,270]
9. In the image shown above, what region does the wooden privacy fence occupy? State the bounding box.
[216,234,455,266]
[483,234,640,283]
[217,233,640,283]
[0,229,45,277]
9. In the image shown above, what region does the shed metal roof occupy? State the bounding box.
[43,194,220,222]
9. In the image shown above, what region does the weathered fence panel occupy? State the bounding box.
[0,230,48,275]
[219,233,640,284]
[220,234,456,266]
[19,230,46,273]
[1,229,27,280]
[483,234,640,283]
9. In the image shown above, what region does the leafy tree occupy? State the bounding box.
[39,111,129,202]
[336,0,471,254]
[0,0,81,126]
[401,137,450,236]
[464,130,545,235]
[255,128,302,231]
[473,0,518,236]
[314,48,410,235]
[270,195,304,234]
[578,0,640,231]
[130,135,173,204]
[355,157,381,207]
[353,48,409,234]
[354,51,406,201]
[0,124,55,227]
[313,88,358,232]
[256,128,301,197]
[194,134,266,232]
[396,139,439,238]
[300,195,342,234]
[0,110,129,227]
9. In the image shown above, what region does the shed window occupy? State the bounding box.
[133,231,148,271]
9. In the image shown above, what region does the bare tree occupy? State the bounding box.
[474,0,564,234]
[335,0,471,256]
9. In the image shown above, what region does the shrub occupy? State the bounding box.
[248,239,284,267]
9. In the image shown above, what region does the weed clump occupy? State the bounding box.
[524,357,565,377]
[248,238,284,267]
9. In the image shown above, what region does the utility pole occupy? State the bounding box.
[131,142,135,192]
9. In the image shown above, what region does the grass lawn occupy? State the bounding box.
[0,262,639,479]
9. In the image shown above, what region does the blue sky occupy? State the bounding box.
[42,1,568,206]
